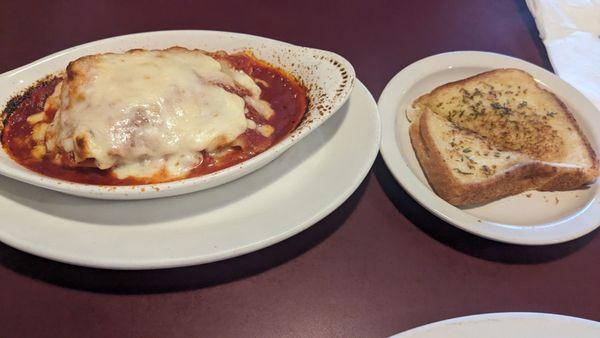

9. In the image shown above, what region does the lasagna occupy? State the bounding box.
[1,47,308,185]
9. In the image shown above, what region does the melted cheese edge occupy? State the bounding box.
[45,48,273,179]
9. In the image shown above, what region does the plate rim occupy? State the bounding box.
[378,50,600,245]
[0,79,381,269]
[391,312,600,337]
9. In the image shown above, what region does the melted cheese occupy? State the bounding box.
[45,48,274,179]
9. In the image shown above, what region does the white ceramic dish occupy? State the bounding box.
[0,80,380,269]
[0,30,355,200]
[391,312,600,338]
[379,51,600,245]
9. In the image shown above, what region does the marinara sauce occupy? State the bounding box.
[1,52,308,185]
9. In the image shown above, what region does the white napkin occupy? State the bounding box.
[527,0,600,109]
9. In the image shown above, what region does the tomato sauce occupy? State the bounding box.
[1,52,308,185]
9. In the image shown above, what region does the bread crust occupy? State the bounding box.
[410,68,599,204]
[410,110,559,207]
[414,69,598,179]
[537,88,599,189]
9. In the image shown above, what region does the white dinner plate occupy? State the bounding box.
[391,312,600,338]
[0,80,380,269]
[379,51,600,245]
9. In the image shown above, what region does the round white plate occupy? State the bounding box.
[379,51,600,245]
[0,80,380,269]
[391,312,600,338]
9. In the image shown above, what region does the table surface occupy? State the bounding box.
[0,1,598,337]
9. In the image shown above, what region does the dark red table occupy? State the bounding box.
[0,1,598,337]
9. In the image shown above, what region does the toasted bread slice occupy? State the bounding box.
[413,69,598,193]
[410,108,563,206]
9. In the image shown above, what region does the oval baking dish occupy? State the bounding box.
[0,30,355,199]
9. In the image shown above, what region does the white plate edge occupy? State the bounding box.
[390,312,600,337]
[378,51,600,245]
[0,80,381,269]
